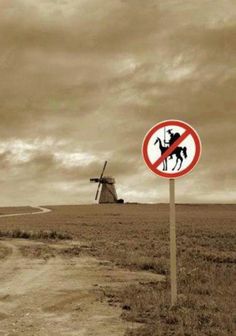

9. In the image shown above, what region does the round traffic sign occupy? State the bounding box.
[142,120,202,178]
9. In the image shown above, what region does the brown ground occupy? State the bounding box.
[0,239,164,335]
[0,204,235,336]
[0,207,33,216]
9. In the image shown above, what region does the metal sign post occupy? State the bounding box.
[169,178,177,306]
[142,120,202,307]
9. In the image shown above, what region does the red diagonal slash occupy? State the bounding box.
[152,130,190,169]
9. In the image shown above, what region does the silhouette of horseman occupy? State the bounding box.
[154,129,187,171]
[165,129,181,159]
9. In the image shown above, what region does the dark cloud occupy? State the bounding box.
[0,0,235,205]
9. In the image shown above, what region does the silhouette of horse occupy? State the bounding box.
[154,137,187,171]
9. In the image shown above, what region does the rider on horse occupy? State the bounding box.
[165,129,181,159]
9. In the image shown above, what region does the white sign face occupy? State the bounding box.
[142,120,202,178]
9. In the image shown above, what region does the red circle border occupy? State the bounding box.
[142,120,202,179]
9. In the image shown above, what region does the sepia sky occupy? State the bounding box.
[0,0,235,206]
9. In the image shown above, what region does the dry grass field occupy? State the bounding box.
[0,204,235,336]
[0,207,34,216]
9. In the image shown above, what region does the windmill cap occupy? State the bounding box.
[102,177,116,184]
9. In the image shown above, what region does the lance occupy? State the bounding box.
[164,126,166,146]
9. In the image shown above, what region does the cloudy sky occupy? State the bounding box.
[0,0,235,205]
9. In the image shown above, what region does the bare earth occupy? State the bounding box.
[0,207,34,216]
[0,238,163,336]
[0,204,235,336]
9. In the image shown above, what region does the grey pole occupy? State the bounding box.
[169,178,177,306]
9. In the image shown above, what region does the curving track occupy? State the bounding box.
[0,206,165,335]
[0,206,52,218]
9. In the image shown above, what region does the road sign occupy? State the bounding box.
[142,120,201,179]
[142,120,201,307]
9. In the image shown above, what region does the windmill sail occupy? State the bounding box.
[95,161,107,200]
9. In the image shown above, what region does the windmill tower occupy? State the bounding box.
[90,161,124,204]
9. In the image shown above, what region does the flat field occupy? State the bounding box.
[0,207,33,216]
[0,204,235,336]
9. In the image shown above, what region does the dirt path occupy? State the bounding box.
[0,206,51,218]
[0,239,165,336]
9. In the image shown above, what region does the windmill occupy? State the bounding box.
[90,161,124,204]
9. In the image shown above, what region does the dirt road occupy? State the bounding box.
[0,239,164,335]
[0,206,51,218]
